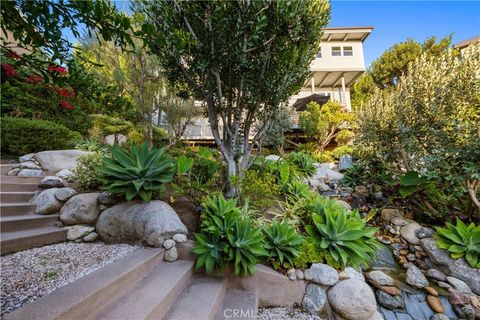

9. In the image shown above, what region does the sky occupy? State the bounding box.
[329,1,480,67]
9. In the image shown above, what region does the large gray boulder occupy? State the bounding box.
[420,237,480,295]
[400,221,422,245]
[60,193,100,225]
[327,279,377,320]
[302,284,328,316]
[31,188,63,214]
[34,150,90,172]
[304,263,339,286]
[96,201,188,247]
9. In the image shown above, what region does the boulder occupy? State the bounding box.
[343,267,365,281]
[304,263,339,286]
[39,176,64,188]
[400,222,422,245]
[19,153,35,163]
[420,237,480,295]
[34,150,90,171]
[19,161,42,170]
[405,265,429,289]
[97,192,123,205]
[56,169,75,181]
[302,284,327,315]
[31,188,63,214]
[172,234,187,243]
[83,232,99,242]
[60,193,100,225]
[327,279,377,320]
[18,169,44,177]
[54,188,78,202]
[338,155,353,171]
[376,290,404,310]
[7,168,20,176]
[334,200,351,211]
[65,225,94,240]
[96,200,187,247]
[265,155,281,161]
[380,208,404,223]
[366,270,395,288]
[416,227,435,239]
[164,247,178,262]
[446,276,472,295]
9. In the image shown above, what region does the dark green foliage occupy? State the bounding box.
[1,117,80,155]
[343,163,368,187]
[289,240,342,270]
[284,151,316,177]
[263,220,304,270]
[435,219,480,268]
[96,143,175,202]
[236,170,280,213]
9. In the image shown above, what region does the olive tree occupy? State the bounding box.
[136,0,330,194]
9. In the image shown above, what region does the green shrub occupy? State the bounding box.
[97,142,175,202]
[335,129,355,145]
[263,220,304,270]
[435,219,480,268]
[330,145,354,159]
[237,170,280,213]
[289,240,342,270]
[343,163,368,187]
[1,117,80,155]
[74,152,105,190]
[305,205,382,268]
[284,151,317,177]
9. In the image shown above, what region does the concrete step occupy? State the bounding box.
[0,226,67,255]
[4,248,164,320]
[92,260,194,320]
[1,214,59,232]
[0,191,36,203]
[1,176,43,184]
[0,183,38,192]
[1,164,16,174]
[215,290,258,320]
[164,275,227,320]
[1,203,36,216]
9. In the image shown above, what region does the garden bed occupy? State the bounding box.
[1,242,141,316]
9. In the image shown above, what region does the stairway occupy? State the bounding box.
[4,247,258,320]
[1,164,67,255]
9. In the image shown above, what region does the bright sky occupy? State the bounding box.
[330,1,480,67]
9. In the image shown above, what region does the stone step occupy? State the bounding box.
[1,176,44,184]
[1,203,36,216]
[91,259,194,320]
[1,214,59,232]
[1,164,16,174]
[0,183,39,192]
[164,275,227,320]
[0,226,67,255]
[215,289,258,320]
[0,191,36,203]
[4,248,164,320]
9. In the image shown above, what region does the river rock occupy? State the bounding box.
[304,263,339,286]
[426,268,447,282]
[83,232,99,242]
[60,193,100,225]
[18,169,44,177]
[327,279,377,320]
[19,161,42,170]
[163,239,175,250]
[66,225,94,240]
[343,267,365,281]
[376,290,404,310]
[334,199,352,212]
[31,188,63,214]
[303,284,327,315]
[424,287,438,297]
[56,169,75,181]
[382,286,401,296]
[39,176,64,188]
[420,237,480,295]
[34,150,90,171]
[54,188,78,202]
[19,153,35,163]
[416,227,435,239]
[371,247,396,268]
[381,208,404,223]
[406,265,429,288]
[172,233,187,243]
[338,155,353,171]
[7,168,20,176]
[430,314,450,320]
[366,270,395,288]
[164,247,178,262]
[400,222,422,245]
[448,288,470,305]
[426,295,444,313]
[97,192,122,205]
[446,276,472,295]
[96,200,187,247]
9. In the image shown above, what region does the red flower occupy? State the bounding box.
[56,87,71,97]
[6,50,21,60]
[2,63,16,77]
[60,100,74,110]
[26,74,43,83]
[47,65,67,75]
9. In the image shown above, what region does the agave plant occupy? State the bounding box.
[200,194,241,236]
[192,232,227,273]
[284,151,317,177]
[96,143,175,202]
[263,220,304,269]
[305,207,382,268]
[435,219,480,268]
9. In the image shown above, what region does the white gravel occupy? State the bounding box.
[1,242,141,315]
[257,307,324,320]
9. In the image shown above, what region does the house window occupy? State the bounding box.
[316,47,322,58]
[343,46,353,56]
[332,46,341,56]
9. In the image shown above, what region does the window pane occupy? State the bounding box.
[343,46,353,56]
[316,49,322,58]
[332,46,341,56]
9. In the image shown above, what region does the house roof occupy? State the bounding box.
[322,26,373,42]
[292,94,330,111]
[454,36,480,49]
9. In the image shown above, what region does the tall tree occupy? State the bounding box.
[136,0,330,195]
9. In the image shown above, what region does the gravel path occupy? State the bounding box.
[257,307,324,320]
[1,242,141,316]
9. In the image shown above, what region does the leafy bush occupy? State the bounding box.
[1,117,80,155]
[236,170,280,213]
[289,240,342,270]
[335,129,355,145]
[74,152,105,190]
[343,163,368,187]
[284,151,316,177]
[193,195,266,276]
[263,220,303,270]
[97,143,175,202]
[305,206,382,268]
[435,219,480,268]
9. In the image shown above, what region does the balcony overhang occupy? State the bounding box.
[322,27,373,42]
[306,70,364,89]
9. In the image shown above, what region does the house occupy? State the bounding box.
[158,26,373,141]
[454,35,480,54]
